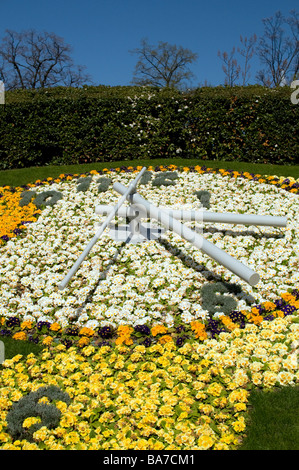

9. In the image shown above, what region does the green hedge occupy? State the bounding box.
[0,85,297,170]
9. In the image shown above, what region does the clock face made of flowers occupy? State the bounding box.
[0,165,298,333]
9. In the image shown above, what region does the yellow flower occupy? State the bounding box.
[56,400,68,413]
[232,417,246,432]
[42,336,53,346]
[206,382,223,397]
[23,416,42,428]
[76,422,91,437]
[251,372,263,385]
[263,371,278,387]
[21,441,40,450]
[228,389,249,403]
[63,431,80,445]
[234,402,247,412]
[197,435,215,450]
[60,412,78,428]
[277,371,294,386]
[33,426,49,441]
[158,405,174,416]
[38,396,50,405]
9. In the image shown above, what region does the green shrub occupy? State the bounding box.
[0,85,297,170]
[5,385,71,442]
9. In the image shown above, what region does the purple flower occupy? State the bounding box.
[134,325,150,335]
[6,317,20,328]
[142,337,152,347]
[0,329,12,336]
[176,337,185,346]
[98,326,112,338]
[37,321,51,331]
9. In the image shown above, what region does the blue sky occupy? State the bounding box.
[0,0,297,87]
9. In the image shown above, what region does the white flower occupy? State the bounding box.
[178,300,191,311]
[0,168,297,330]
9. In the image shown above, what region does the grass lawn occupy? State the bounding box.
[0,157,298,451]
[239,386,299,450]
[0,157,298,188]
[0,336,43,360]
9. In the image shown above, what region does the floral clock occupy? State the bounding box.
[0,164,298,450]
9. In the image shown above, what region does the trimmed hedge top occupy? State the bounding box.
[0,85,298,170]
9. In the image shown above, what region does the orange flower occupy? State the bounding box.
[220,316,238,331]
[12,331,27,341]
[50,322,61,332]
[21,321,33,330]
[151,325,168,337]
[158,335,173,344]
[274,310,285,318]
[251,307,260,315]
[115,335,133,346]
[0,189,41,244]
[280,293,296,303]
[190,321,208,340]
[79,327,95,337]
[116,325,134,346]
[42,336,53,346]
[262,301,276,312]
[246,312,264,325]
[78,336,90,347]
[117,325,133,336]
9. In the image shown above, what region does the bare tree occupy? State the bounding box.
[256,10,299,87]
[218,47,241,86]
[237,34,257,85]
[0,29,93,90]
[130,38,198,89]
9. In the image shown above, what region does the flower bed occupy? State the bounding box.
[0,164,298,450]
